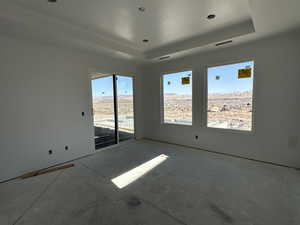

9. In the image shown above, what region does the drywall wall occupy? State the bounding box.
[0,35,142,182]
[141,30,300,168]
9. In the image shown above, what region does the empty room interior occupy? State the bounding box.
[1,0,300,224]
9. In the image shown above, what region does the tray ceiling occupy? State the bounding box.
[0,0,300,62]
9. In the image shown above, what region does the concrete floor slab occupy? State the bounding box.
[14,164,183,225]
[78,141,166,179]
[0,171,60,225]
[1,140,300,225]
[127,141,300,225]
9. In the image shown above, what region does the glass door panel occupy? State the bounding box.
[117,75,135,141]
[91,76,116,149]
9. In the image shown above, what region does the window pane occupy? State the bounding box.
[207,61,254,131]
[117,75,135,141]
[91,76,116,149]
[163,71,192,125]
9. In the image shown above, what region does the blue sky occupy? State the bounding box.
[92,61,254,98]
[92,75,133,97]
[163,71,192,95]
[208,61,254,94]
[163,61,254,95]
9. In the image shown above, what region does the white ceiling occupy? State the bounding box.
[1,0,300,62]
[13,0,252,50]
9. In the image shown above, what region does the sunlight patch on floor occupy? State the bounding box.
[111,154,169,189]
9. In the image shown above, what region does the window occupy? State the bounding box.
[162,71,192,125]
[207,61,254,131]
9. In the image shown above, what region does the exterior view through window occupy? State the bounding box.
[117,75,135,138]
[92,76,116,148]
[207,61,254,131]
[162,71,192,125]
[91,75,134,149]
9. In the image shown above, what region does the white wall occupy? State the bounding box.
[0,35,142,182]
[141,30,300,168]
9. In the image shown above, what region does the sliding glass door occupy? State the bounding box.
[91,75,134,149]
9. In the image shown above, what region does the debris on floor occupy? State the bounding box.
[127,196,142,207]
[20,163,74,179]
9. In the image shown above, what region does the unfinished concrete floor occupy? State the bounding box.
[1,140,300,225]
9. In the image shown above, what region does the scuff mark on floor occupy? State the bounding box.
[209,202,235,224]
[126,196,142,208]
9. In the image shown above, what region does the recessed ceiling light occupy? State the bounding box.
[142,39,149,43]
[138,7,146,12]
[207,14,216,20]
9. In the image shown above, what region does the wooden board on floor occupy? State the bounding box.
[20,163,74,179]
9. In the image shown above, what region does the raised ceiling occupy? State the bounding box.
[1,0,300,62]
[13,0,252,51]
